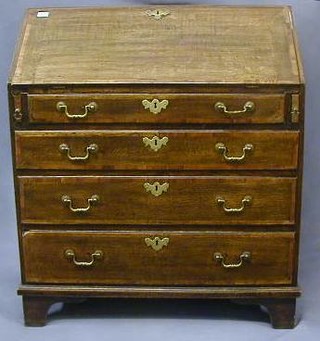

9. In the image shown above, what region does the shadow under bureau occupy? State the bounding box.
[8,5,304,328]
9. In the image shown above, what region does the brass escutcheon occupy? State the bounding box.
[145,9,170,20]
[143,136,169,152]
[144,182,169,197]
[145,237,169,251]
[142,99,169,114]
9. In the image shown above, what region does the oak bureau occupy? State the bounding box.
[8,6,304,327]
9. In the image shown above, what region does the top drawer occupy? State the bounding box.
[27,93,286,124]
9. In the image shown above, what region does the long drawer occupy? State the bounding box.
[19,176,296,225]
[22,230,295,285]
[27,93,286,124]
[15,130,299,170]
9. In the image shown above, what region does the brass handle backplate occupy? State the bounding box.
[214,251,251,269]
[143,136,168,152]
[216,195,252,213]
[214,101,255,115]
[215,142,254,162]
[64,249,103,267]
[61,194,100,213]
[145,237,169,251]
[142,99,169,114]
[144,182,169,197]
[59,143,98,161]
[56,101,98,119]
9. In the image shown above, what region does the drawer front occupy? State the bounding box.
[19,176,296,225]
[22,230,295,285]
[15,130,299,170]
[28,93,286,124]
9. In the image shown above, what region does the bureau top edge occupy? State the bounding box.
[9,6,304,86]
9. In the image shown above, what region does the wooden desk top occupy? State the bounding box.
[9,6,303,85]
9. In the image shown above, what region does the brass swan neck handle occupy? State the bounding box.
[56,101,98,119]
[216,196,252,213]
[64,249,103,267]
[214,251,251,269]
[61,194,100,213]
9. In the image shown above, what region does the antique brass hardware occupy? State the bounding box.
[13,108,23,122]
[12,92,23,122]
[214,251,251,269]
[64,249,103,267]
[291,107,300,121]
[59,143,98,161]
[145,9,170,20]
[56,101,98,119]
[143,136,169,152]
[214,101,255,115]
[142,99,169,114]
[61,194,100,213]
[145,237,169,251]
[291,94,300,123]
[216,195,252,213]
[144,182,169,197]
[215,142,254,162]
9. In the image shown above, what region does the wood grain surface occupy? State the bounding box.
[27,93,286,124]
[22,230,295,285]
[9,6,302,85]
[8,4,305,328]
[19,176,296,225]
[15,130,299,170]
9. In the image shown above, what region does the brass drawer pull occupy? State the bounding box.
[214,251,251,269]
[59,143,98,161]
[56,101,98,119]
[215,142,254,162]
[144,182,169,197]
[61,194,100,212]
[143,136,168,152]
[142,99,169,114]
[64,249,103,267]
[214,101,255,115]
[216,195,252,213]
[145,237,169,251]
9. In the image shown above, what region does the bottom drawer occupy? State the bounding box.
[22,230,295,286]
